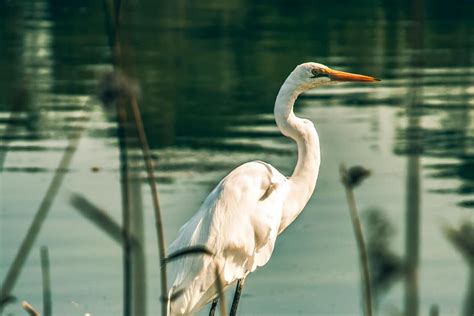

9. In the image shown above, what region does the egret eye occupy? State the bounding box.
[311,69,320,78]
[311,68,329,79]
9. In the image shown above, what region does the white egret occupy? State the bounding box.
[167,62,379,315]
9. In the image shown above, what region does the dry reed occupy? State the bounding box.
[40,247,51,316]
[340,164,373,316]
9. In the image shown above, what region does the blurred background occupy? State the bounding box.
[0,0,473,315]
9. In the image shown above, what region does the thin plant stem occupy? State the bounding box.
[165,246,213,263]
[116,103,132,316]
[465,266,474,316]
[101,0,148,314]
[340,165,373,316]
[101,0,166,312]
[129,95,168,315]
[129,176,147,316]
[404,1,424,313]
[70,194,139,247]
[40,246,52,316]
[21,301,39,316]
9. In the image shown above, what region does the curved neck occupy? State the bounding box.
[274,80,321,232]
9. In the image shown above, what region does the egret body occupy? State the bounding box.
[167,63,378,315]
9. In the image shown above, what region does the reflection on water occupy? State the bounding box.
[1,0,473,315]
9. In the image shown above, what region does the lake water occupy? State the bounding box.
[1,0,473,315]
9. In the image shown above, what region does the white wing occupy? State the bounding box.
[168,160,288,315]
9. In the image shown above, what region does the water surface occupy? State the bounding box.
[1,0,473,315]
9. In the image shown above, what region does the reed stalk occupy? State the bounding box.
[101,0,158,313]
[129,95,168,315]
[70,194,139,247]
[21,301,40,316]
[40,247,52,316]
[116,101,133,316]
[340,164,373,316]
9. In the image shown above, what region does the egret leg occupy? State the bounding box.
[209,298,218,316]
[230,277,246,316]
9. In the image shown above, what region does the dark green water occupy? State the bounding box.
[1,0,473,315]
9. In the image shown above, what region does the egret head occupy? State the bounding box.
[289,62,379,90]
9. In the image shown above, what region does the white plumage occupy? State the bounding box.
[167,63,378,315]
[168,161,287,314]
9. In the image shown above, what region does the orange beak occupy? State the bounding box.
[327,68,380,82]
